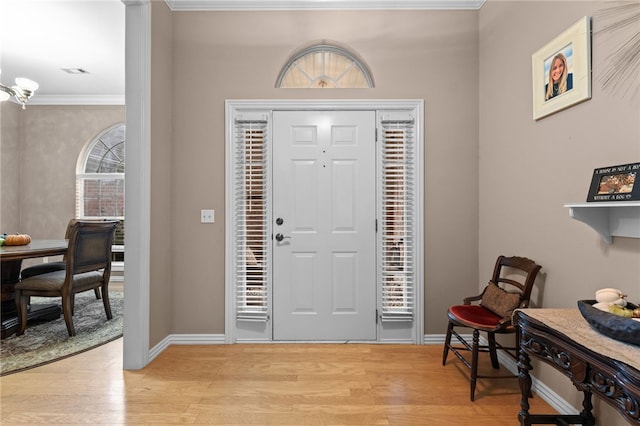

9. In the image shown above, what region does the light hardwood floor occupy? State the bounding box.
[0,339,557,425]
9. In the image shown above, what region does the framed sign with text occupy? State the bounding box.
[587,162,640,202]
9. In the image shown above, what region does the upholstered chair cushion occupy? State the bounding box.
[448,304,502,328]
[15,270,103,292]
[20,261,66,280]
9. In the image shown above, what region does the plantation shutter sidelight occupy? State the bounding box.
[234,119,270,321]
[379,118,415,321]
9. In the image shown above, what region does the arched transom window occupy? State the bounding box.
[276,43,374,88]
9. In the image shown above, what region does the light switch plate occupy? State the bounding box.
[201,209,215,223]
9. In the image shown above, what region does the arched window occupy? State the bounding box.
[276,43,374,88]
[76,123,125,278]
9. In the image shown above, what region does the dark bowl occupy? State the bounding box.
[577,300,640,346]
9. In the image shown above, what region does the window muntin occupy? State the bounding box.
[85,132,125,174]
[276,44,374,89]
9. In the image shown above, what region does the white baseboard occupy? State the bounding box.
[148,334,226,362]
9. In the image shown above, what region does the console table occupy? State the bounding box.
[514,308,640,425]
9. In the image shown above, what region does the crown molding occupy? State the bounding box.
[165,0,485,11]
[121,0,150,5]
[28,95,125,106]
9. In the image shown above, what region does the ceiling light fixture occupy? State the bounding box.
[0,70,39,109]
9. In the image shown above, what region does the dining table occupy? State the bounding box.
[0,239,68,339]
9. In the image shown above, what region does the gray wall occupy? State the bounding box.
[479,1,640,424]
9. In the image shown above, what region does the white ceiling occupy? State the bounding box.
[1,0,125,105]
[0,0,484,106]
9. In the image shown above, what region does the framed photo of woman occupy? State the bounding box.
[532,16,591,120]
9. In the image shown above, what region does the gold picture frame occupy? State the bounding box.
[532,16,592,120]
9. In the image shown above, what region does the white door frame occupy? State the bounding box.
[225,99,424,344]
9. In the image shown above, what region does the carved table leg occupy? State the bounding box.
[580,390,595,426]
[518,344,533,425]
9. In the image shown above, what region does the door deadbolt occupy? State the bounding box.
[276,217,284,226]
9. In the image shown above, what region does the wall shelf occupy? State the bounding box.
[564,201,640,244]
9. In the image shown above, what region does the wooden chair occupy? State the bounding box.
[20,219,79,279]
[442,255,542,401]
[21,219,104,299]
[15,220,119,337]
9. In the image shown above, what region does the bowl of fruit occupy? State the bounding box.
[578,288,640,346]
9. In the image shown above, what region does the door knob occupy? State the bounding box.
[275,233,291,242]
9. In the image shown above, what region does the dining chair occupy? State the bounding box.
[21,219,102,299]
[442,255,542,401]
[14,220,119,337]
[20,219,78,278]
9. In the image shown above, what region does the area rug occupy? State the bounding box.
[0,290,123,376]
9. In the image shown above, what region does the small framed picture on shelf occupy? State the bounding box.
[586,162,640,202]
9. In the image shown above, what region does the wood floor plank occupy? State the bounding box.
[0,338,558,425]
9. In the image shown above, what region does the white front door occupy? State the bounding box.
[272,110,377,341]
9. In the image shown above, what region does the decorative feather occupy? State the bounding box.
[595,2,640,97]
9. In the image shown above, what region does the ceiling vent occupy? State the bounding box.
[62,68,89,74]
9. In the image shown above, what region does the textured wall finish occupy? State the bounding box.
[0,103,21,235]
[2,105,125,268]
